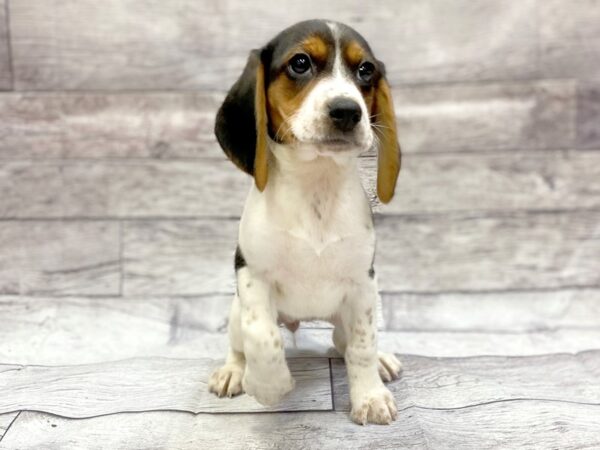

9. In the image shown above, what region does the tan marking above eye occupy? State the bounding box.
[344,40,365,67]
[301,35,329,65]
[342,40,375,117]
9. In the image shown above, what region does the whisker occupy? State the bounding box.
[371,123,391,135]
[274,110,299,143]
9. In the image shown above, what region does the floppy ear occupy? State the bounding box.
[372,68,401,204]
[215,49,269,191]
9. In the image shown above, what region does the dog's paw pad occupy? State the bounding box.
[208,363,245,398]
[378,352,402,382]
[351,387,398,425]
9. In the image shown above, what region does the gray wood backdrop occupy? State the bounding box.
[0,0,599,325]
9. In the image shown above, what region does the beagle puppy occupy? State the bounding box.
[208,19,402,425]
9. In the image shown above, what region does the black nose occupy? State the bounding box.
[328,98,362,132]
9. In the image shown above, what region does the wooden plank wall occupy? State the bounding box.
[0,0,599,326]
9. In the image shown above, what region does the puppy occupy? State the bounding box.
[208,19,402,425]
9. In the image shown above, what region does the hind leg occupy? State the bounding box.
[208,294,246,397]
[332,317,402,383]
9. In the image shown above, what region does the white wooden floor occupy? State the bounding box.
[1,295,599,449]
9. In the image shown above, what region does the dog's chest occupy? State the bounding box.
[239,170,374,317]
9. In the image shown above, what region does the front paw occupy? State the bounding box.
[242,365,295,406]
[208,363,245,398]
[350,385,398,425]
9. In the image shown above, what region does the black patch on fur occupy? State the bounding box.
[368,249,375,278]
[215,49,263,175]
[234,246,247,271]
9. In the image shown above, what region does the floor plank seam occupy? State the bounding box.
[0,411,21,444]
[4,398,598,424]
[385,327,600,334]
[390,349,600,360]
[2,207,600,222]
[3,285,599,300]
[3,408,338,421]
[2,348,599,368]
[397,398,600,413]
[0,355,333,368]
[3,283,598,300]
[378,285,600,296]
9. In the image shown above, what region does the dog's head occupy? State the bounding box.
[215,19,400,203]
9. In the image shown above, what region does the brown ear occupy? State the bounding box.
[254,59,269,191]
[373,77,401,203]
[214,49,269,192]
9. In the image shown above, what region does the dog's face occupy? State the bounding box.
[215,20,400,203]
[265,21,377,151]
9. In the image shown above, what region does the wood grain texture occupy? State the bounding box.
[577,83,600,149]
[10,0,537,91]
[0,0,10,90]
[0,357,332,417]
[0,92,221,159]
[382,288,600,332]
[539,0,600,80]
[0,80,574,159]
[0,159,248,218]
[0,412,19,441]
[3,149,600,219]
[391,80,575,154]
[2,295,600,365]
[2,401,600,450]
[292,327,600,359]
[0,295,233,365]
[120,211,600,295]
[367,150,600,214]
[376,210,600,292]
[122,219,238,295]
[0,221,120,295]
[332,351,600,411]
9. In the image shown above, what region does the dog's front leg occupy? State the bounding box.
[342,282,398,425]
[237,267,295,406]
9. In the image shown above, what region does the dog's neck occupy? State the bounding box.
[268,141,363,207]
[260,141,370,246]
[258,141,369,254]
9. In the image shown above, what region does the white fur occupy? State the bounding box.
[208,23,401,425]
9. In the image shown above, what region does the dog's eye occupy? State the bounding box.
[357,62,375,82]
[288,53,312,75]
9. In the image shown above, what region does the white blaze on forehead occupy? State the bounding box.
[326,21,343,78]
[284,21,374,151]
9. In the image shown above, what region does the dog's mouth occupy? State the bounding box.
[307,136,360,149]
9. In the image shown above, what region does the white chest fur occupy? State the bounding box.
[238,144,375,320]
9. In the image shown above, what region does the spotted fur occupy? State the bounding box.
[209,19,402,425]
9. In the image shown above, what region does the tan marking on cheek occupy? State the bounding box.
[267,73,316,143]
[267,35,330,143]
